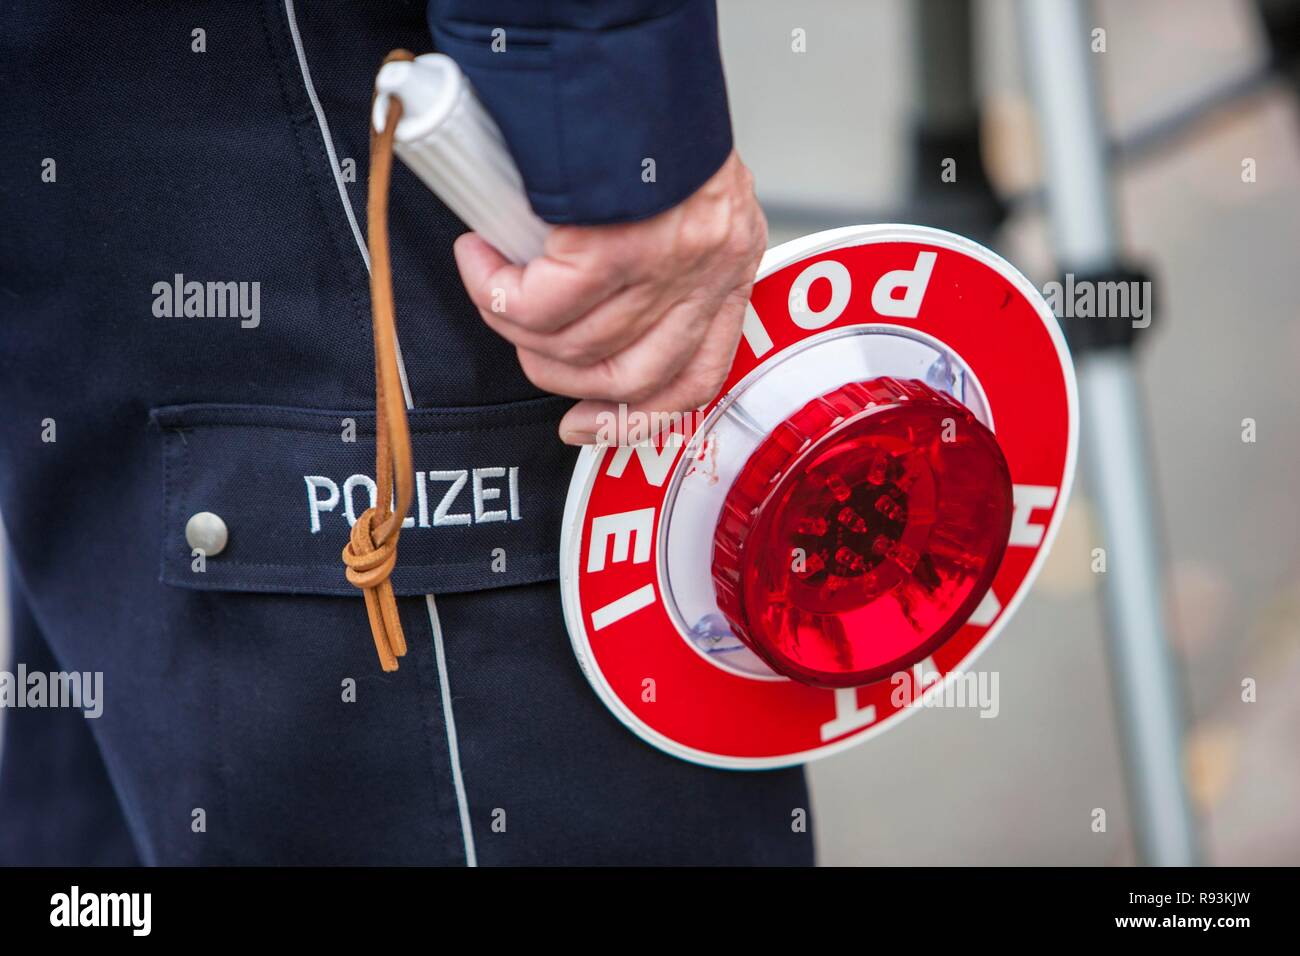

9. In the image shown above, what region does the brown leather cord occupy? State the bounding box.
[342,49,417,672]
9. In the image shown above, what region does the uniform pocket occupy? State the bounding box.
[151,397,577,596]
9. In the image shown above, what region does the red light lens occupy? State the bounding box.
[711,377,1013,688]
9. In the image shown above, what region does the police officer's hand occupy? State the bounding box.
[453,150,767,444]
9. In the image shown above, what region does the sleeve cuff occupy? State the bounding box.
[430,1,734,225]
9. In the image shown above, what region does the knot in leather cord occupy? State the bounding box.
[343,508,406,671]
[343,49,417,672]
[342,510,399,589]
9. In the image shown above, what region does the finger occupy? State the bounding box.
[516,290,723,403]
[452,232,515,309]
[558,399,616,445]
[476,280,678,367]
[559,399,692,445]
[558,397,708,445]
[555,293,748,444]
[453,232,623,333]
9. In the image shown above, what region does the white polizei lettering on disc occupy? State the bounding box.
[741,301,773,358]
[788,259,851,329]
[870,250,937,318]
[586,507,655,573]
[968,588,1002,627]
[508,466,521,520]
[343,473,377,526]
[819,688,878,742]
[586,508,658,630]
[472,467,508,523]
[1009,484,1059,547]
[605,437,682,488]
[304,475,340,533]
[591,583,657,631]
[428,470,471,526]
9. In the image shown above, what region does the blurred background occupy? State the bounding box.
[1,0,1296,866]
[716,0,1299,864]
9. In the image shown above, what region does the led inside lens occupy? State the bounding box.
[711,377,1013,688]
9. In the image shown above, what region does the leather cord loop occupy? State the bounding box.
[342,49,417,672]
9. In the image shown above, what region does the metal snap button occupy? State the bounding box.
[185,511,228,557]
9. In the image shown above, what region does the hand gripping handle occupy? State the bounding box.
[373,53,550,265]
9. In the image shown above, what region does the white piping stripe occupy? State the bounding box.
[390,335,415,414]
[284,0,371,273]
[287,0,412,406]
[425,594,479,866]
[284,0,476,866]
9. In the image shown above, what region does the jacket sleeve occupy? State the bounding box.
[426,0,734,226]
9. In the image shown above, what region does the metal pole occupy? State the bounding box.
[1016,0,1200,865]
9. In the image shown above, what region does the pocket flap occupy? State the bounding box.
[152,398,577,596]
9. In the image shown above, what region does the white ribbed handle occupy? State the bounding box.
[373,54,549,265]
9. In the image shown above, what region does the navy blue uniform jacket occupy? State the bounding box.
[0,0,811,865]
